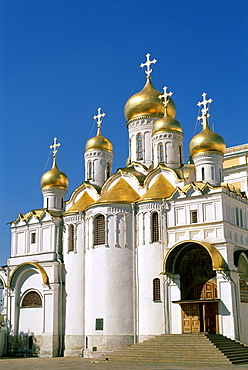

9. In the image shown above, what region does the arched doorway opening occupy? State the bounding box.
[164,241,225,334]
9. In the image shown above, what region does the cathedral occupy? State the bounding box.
[0,54,248,357]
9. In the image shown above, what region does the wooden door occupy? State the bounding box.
[181,303,200,333]
[205,302,218,333]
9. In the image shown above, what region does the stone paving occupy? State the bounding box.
[0,357,248,370]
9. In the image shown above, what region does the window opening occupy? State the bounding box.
[29,336,33,350]
[95,318,103,330]
[137,133,143,160]
[68,224,75,252]
[159,144,164,162]
[240,209,243,228]
[106,163,110,178]
[61,198,64,209]
[153,278,161,301]
[191,210,198,223]
[88,161,92,180]
[211,166,214,180]
[236,207,239,226]
[47,198,49,208]
[152,212,159,242]
[179,145,182,165]
[31,233,36,244]
[202,167,205,181]
[94,215,105,245]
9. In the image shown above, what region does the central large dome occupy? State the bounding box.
[124,78,176,122]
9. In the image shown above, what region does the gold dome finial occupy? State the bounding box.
[189,93,226,156]
[93,107,106,135]
[41,138,68,189]
[197,92,213,129]
[140,53,157,78]
[158,86,173,116]
[85,108,113,152]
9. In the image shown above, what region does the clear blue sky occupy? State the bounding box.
[0,0,247,265]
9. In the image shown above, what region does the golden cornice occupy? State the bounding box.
[138,174,175,202]
[65,192,94,214]
[8,262,49,287]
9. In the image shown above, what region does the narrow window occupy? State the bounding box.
[22,291,42,307]
[153,278,161,301]
[88,161,92,180]
[179,145,182,165]
[47,198,49,208]
[211,166,214,180]
[159,144,164,162]
[106,163,110,178]
[152,212,159,242]
[68,224,75,252]
[137,133,143,160]
[31,232,36,244]
[219,168,222,181]
[29,336,33,350]
[61,198,64,209]
[94,215,105,245]
[236,207,239,226]
[191,210,198,223]
[240,209,243,228]
[95,318,103,330]
[202,167,205,181]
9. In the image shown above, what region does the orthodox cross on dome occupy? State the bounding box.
[140,53,157,78]
[93,107,106,133]
[158,86,173,114]
[49,137,61,157]
[197,92,213,129]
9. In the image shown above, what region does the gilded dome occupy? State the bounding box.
[124,78,176,122]
[152,116,182,135]
[85,131,113,153]
[41,158,69,189]
[189,124,226,157]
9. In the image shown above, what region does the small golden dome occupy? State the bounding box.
[85,130,113,153]
[124,78,176,122]
[189,124,226,157]
[41,158,69,189]
[152,116,182,135]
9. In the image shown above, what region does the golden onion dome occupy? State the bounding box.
[41,158,69,190]
[189,123,226,157]
[152,115,182,135]
[124,77,176,122]
[85,129,113,153]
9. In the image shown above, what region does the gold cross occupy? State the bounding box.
[158,86,173,112]
[49,137,61,157]
[140,53,157,77]
[93,107,106,129]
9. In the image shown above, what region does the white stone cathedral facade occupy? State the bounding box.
[0,54,248,357]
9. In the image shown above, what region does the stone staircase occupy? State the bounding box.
[97,334,248,366]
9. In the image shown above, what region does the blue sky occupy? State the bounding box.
[0,0,247,265]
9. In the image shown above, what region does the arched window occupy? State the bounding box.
[21,291,42,307]
[88,161,92,180]
[68,224,75,252]
[136,133,143,160]
[106,163,111,178]
[153,278,161,301]
[201,167,205,181]
[94,215,105,245]
[152,212,159,242]
[158,144,164,162]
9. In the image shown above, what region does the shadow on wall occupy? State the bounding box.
[7,332,40,357]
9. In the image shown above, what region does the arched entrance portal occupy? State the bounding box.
[164,241,225,334]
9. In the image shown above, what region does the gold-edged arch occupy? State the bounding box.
[163,240,226,274]
[8,262,49,287]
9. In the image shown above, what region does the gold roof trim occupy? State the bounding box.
[66,182,99,204]
[138,174,175,202]
[92,178,140,205]
[162,240,226,274]
[65,192,94,214]
[8,262,49,287]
